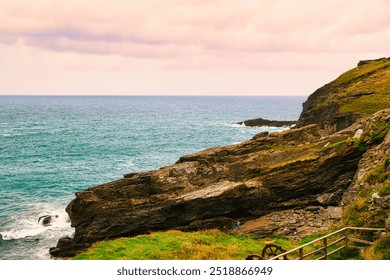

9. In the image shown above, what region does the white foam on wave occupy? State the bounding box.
[0,203,72,241]
[0,133,21,137]
[117,159,136,170]
[227,123,246,128]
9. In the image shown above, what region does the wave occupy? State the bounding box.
[230,123,246,128]
[0,133,22,137]
[0,205,72,241]
[117,160,135,170]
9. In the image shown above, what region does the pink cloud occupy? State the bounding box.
[0,0,389,94]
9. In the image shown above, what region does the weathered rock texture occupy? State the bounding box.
[50,59,390,257]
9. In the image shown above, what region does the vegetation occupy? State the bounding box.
[342,158,390,229]
[74,230,299,260]
[334,59,390,116]
[341,157,390,258]
[361,233,390,260]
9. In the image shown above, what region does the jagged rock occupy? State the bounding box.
[252,131,269,139]
[317,193,341,206]
[342,110,390,205]
[358,57,390,66]
[381,196,390,209]
[38,215,58,226]
[326,207,343,220]
[370,193,382,205]
[353,129,364,139]
[305,206,322,212]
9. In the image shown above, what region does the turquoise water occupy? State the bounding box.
[0,95,305,259]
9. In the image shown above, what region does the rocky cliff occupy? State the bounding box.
[50,59,390,257]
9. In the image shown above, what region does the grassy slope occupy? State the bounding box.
[73,229,333,260]
[74,230,293,260]
[333,59,390,115]
[342,156,390,260]
[73,228,368,260]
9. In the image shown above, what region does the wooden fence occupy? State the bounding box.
[269,227,386,260]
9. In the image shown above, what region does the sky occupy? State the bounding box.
[1,0,389,96]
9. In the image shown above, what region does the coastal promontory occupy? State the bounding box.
[50,58,390,258]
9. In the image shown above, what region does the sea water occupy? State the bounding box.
[0,95,306,259]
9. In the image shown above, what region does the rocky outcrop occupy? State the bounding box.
[342,110,390,205]
[50,113,387,257]
[236,118,296,127]
[50,59,390,258]
[358,57,390,66]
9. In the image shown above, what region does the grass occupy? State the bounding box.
[340,92,390,116]
[73,226,389,260]
[316,58,390,117]
[361,233,390,260]
[74,230,299,260]
[341,156,390,258]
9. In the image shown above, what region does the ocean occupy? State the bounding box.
[0,95,306,259]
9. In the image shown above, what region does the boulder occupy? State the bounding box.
[38,215,58,226]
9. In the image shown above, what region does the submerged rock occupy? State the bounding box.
[38,215,58,226]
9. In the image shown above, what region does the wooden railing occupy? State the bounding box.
[269,227,386,260]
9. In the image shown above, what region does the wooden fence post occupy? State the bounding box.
[323,238,328,260]
[299,248,304,260]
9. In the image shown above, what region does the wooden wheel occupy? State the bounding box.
[262,244,288,260]
[245,254,264,260]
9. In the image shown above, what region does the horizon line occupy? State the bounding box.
[0,93,309,97]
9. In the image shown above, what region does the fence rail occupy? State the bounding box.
[269,227,386,260]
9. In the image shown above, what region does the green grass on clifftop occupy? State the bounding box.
[334,59,390,115]
[74,230,264,260]
[74,230,298,260]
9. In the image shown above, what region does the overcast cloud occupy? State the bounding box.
[1,0,389,95]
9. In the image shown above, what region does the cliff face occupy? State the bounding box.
[50,59,390,258]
